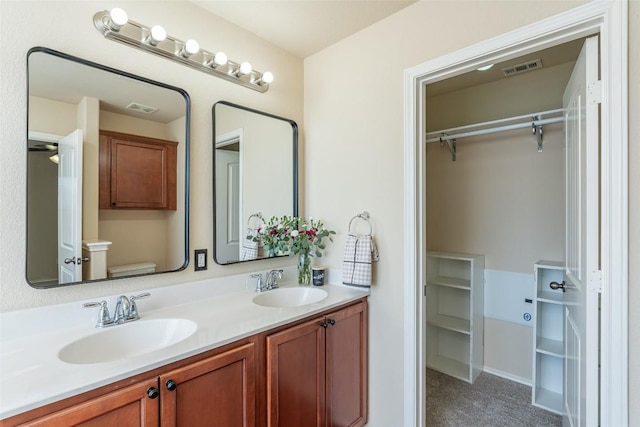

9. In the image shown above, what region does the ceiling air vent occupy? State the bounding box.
[501,59,543,77]
[126,102,158,114]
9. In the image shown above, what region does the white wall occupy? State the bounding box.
[628,2,640,425]
[303,1,593,425]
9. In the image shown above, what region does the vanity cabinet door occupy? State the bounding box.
[265,317,326,427]
[159,342,256,427]
[17,378,159,427]
[325,302,368,427]
[99,131,177,210]
[264,301,368,427]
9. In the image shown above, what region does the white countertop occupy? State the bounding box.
[0,268,368,420]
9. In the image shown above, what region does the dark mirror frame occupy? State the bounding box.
[26,47,191,288]
[212,100,298,265]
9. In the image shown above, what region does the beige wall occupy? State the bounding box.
[0,0,303,308]
[426,61,570,273]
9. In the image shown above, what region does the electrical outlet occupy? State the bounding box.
[194,249,207,271]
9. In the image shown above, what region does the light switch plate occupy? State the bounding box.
[194,249,207,271]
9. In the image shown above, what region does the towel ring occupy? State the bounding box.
[348,211,372,235]
[247,212,263,228]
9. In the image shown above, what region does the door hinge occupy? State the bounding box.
[423,285,427,297]
[588,269,603,293]
[588,80,602,104]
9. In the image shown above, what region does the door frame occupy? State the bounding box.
[402,1,628,426]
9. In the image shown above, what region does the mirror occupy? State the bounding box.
[27,47,190,288]
[213,101,298,264]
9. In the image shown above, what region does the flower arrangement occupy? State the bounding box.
[250,215,335,285]
[250,215,292,257]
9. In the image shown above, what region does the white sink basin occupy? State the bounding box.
[253,287,328,308]
[58,318,197,365]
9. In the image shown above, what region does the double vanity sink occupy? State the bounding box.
[57,287,329,366]
[0,274,364,420]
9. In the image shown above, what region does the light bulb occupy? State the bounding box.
[260,71,274,85]
[150,25,167,43]
[476,64,494,71]
[179,39,199,58]
[108,7,128,30]
[238,61,252,76]
[213,52,228,67]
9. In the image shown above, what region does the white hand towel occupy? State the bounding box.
[342,233,379,287]
[240,228,260,261]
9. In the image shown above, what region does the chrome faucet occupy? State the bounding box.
[266,269,283,290]
[84,293,151,328]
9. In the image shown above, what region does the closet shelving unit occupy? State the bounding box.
[532,260,565,415]
[426,252,484,384]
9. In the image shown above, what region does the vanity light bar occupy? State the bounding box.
[93,8,273,93]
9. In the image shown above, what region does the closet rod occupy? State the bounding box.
[425,108,565,144]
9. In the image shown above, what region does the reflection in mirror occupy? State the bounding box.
[213,101,298,264]
[27,47,190,288]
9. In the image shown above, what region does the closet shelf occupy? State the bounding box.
[426,354,469,382]
[537,290,564,304]
[426,108,565,160]
[534,387,564,415]
[426,314,470,335]
[426,276,471,290]
[536,337,563,357]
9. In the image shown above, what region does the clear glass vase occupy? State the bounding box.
[297,251,311,286]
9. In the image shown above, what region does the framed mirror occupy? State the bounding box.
[27,47,190,288]
[213,101,298,264]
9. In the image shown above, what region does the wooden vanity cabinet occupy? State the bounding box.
[160,342,255,427]
[2,340,256,427]
[265,301,368,427]
[15,378,160,427]
[99,131,177,210]
[2,299,367,427]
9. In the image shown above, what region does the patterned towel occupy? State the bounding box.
[240,228,260,261]
[342,233,379,287]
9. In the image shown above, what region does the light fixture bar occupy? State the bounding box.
[93,9,272,93]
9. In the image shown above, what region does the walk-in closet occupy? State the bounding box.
[424,36,592,425]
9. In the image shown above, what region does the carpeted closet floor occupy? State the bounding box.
[426,369,561,427]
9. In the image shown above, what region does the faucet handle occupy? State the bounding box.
[128,293,150,320]
[250,273,264,292]
[83,301,113,328]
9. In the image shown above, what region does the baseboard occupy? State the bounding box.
[483,366,531,387]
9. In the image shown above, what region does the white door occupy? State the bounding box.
[562,36,600,427]
[57,130,83,284]
[215,148,240,263]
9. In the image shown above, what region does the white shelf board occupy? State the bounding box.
[536,337,564,357]
[426,276,471,290]
[426,314,471,335]
[534,260,564,270]
[427,354,471,383]
[537,291,564,304]
[533,387,564,415]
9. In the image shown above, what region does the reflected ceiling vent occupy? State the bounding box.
[126,102,158,114]
[501,59,543,77]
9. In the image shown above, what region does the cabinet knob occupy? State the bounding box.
[320,321,328,329]
[147,387,160,399]
[549,281,566,292]
[328,319,336,326]
[166,379,177,391]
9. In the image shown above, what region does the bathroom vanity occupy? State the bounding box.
[0,274,368,426]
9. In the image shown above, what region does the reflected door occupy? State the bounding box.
[215,148,241,264]
[57,129,83,283]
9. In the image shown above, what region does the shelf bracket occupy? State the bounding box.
[532,116,543,152]
[440,134,457,162]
